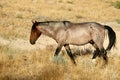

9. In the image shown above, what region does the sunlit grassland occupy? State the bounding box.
[0,0,120,80]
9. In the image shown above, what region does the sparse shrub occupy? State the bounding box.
[52,55,67,65]
[58,0,63,3]
[16,14,23,19]
[0,4,3,8]
[1,13,7,17]
[76,15,83,19]
[116,19,120,24]
[68,8,72,11]
[114,1,120,9]
[67,1,73,4]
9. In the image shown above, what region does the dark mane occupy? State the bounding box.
[32,21,40,29]
[36,21,71,27]
[38,20,71,24]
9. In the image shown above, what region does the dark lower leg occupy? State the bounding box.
[64,44,76,64]
[100,48,108,63]
[90,42,100,59]
[92,49,100,59]
[54,45,62,56]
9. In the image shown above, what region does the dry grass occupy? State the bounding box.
[0,0,120,80]
[0,46,120,80]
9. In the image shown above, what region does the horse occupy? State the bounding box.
[30,20,116,65]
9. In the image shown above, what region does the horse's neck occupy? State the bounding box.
[41,26,55,38]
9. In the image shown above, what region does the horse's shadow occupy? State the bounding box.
[62,48,93,58]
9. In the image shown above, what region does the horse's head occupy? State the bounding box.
[30,20,42,45]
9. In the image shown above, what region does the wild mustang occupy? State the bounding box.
[30,20,116,65]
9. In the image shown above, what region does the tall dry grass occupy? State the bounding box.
[0,44,120,80]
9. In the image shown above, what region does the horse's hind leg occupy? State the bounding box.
[91,42,108,65]
[91,41,108,65]
[100,48,108,64]
[92,48,100,59]
[64,44,76,65]
[90,41,102,65]
[89,41,100,59]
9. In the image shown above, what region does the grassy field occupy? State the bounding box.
[0,0,120,80]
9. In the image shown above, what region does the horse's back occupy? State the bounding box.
[70,22,103,28]
[65,22,105,45]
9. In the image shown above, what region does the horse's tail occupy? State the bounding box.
[104,25,116,51]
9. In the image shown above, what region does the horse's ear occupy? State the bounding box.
[32,20,37,24]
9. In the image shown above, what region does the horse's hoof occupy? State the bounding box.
[92,59,97,66]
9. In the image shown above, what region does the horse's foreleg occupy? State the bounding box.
[54,44,63,56]
[64,44,76,65]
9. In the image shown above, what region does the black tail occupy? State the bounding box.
[104,25,116,51]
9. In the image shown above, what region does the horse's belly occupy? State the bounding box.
[66,33,91,46]
[68,38,89,46]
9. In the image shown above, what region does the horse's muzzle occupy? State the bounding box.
[30,40,36,45]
